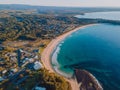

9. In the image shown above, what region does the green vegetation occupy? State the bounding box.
[1,69,71,90]
[0,14,98,42]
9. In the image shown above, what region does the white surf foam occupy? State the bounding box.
[51,42,73,78]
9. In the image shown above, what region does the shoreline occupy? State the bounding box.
[41,24,96,90]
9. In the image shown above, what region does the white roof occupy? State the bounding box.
[2,70,7,74]
[19,49,24,52]
[29,58,34,63]
[34,55,39,59]
[11,68,18,72]
[34,61,42,70]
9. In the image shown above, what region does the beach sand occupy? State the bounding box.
[41,24,94,90]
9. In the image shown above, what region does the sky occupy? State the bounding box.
[0,0,120,7]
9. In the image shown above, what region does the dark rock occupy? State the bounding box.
[74,69,103,90]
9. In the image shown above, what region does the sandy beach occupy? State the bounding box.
[41,24,94,90]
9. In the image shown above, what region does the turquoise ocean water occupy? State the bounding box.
[51,12,120,90]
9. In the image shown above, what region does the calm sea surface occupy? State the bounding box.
[75,11,120,21]
[51,12,120,90]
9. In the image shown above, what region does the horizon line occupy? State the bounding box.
[0,3,120,8]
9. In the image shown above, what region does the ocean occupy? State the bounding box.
[51,12,120,90]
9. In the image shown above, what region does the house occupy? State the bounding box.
[0,58,4,62]
[19,49,24,53]
[28,58,34,63]
[0,76,4,82]
[22,58,29,64]
[34,55,39,59]
[10,53,17,57]
[11,68,18,73]
[22,58,34,64]
[2,70,7,74]
[0,46,4,51]
[10,56,17,62]
[34,86,46,90]
[33,61,42,70]
[33,49,39,53]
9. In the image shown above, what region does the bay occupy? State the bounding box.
[52,12,120,90]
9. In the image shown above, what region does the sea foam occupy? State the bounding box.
[51,42,73,78]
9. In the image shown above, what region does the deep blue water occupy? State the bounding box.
[51,12,120,90]
[51,24,120,90]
